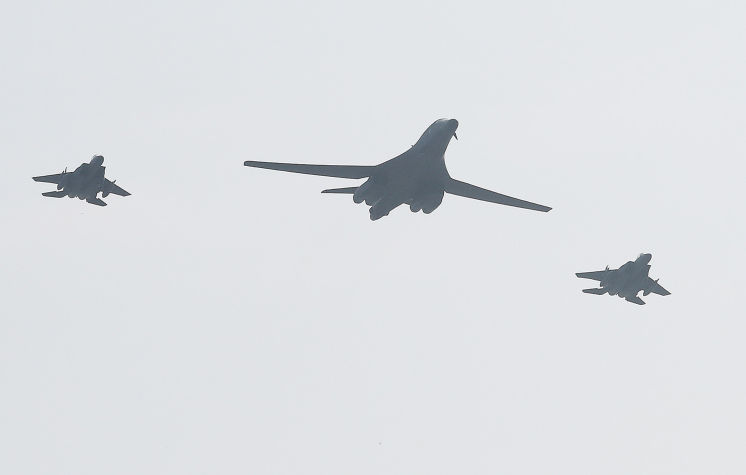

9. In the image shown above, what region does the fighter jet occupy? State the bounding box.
[576,253,671,305]
[32,155,130,206]
[244,119,551,220]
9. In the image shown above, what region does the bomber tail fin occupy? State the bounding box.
[582,288,607,295]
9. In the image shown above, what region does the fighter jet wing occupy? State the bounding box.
[32,173,65,184]
[244,161,374,179]
[576,270,611,281]
[104,179,130,196]
[647,278,671,296]
[86,197,107,206]
[444,179,551,212]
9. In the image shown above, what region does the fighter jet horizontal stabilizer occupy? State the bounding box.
[42,191,67,198]
[582,288,607,295]
[625,296,646,305]
[321,187,358,194]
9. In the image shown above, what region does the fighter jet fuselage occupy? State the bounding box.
[57,156,106,198]
[33,155,130,206]
[576,254,670,305]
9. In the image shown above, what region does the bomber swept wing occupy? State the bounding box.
[445,179,551,212]
[243,161,374,179]
[245,160,551,212]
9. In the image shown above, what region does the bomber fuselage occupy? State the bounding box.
[352,119,458,219]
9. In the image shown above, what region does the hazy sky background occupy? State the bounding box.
[1,1,745,473]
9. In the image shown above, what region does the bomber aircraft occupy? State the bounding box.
[244,119,551,220]
[32,155,130,206]
[576,253,671,305]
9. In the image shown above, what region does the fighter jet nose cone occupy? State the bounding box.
[634,253,653,265]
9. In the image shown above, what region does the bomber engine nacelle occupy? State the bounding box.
[409,191,444,214]
[354,178,385,206]
[421,191,444,214]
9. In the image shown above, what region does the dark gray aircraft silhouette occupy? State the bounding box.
[576,253,670,305]
[244,119,551,220]
[32,155,130,206]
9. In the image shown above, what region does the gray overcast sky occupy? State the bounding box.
[1,1,745,473]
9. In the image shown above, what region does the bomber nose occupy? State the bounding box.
[449,119,459,129]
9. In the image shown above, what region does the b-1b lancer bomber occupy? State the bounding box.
[576,253,671,305]
[32,155,130,206]
[244,119,551,220]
